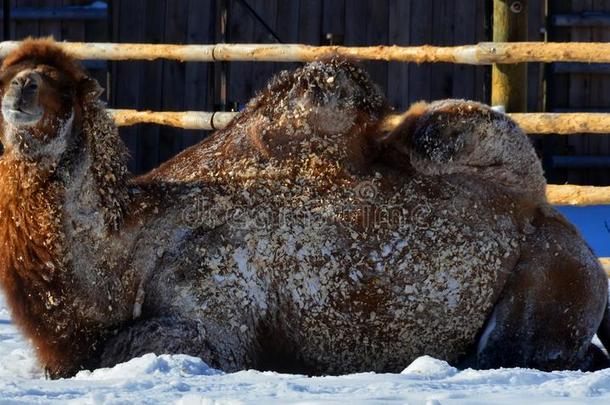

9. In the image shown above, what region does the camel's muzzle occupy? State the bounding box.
[1,70,43,126]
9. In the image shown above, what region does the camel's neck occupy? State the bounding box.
[0,157,92,376]
[0,107,136,376]
[0,158,64,287]
[0,114,118,292]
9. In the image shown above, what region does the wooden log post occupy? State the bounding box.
[492,0,528,112]
[215,0,230,111]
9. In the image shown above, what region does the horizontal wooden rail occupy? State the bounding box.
[110,109,610,135]
[5,41,610,64]
[107,109,610,206]
[510,113,610,134]
[109,110,236,130]
[546,185,610,205]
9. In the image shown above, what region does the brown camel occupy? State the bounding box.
[0,39,608,379]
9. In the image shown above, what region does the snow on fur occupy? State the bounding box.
[2,293,610,404]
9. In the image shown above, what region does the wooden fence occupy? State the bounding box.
[2,39,606,206]
[1,38,610,271]
[105,0,497,175]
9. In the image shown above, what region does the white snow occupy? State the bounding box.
[2,294,610,404]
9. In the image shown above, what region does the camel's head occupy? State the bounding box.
[0,38,103,161]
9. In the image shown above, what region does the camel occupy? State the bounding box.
[0,39,609,379]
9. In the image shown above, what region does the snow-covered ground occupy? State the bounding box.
[0,294,610,404]
[1,207,610,404]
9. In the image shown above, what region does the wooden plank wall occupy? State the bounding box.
[224,1,539,113]
[228,0,492,112]
[110,0,215,173]
[546,0,610,185]
[135,0,547,175]
[0,0,549,179]
[104,0,501,173]
[137,0,490,171]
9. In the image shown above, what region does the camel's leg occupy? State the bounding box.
[99,317,215,369]
[470,209,610,371]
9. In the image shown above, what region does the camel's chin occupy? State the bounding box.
[1,107,42,127]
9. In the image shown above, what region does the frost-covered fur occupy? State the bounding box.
[400,99,546,200]
[0,41,608,378]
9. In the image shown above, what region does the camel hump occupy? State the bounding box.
[141,58,392,181]
[199,58,392,168]
[253,57,389,130]
[384,99,546,201]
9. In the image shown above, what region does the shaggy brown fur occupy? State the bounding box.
[2,37,84,79]
[0,39,608,378]
[0,39,133,377]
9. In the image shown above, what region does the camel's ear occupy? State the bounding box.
[377,101,429,153]
[78,76,104,103]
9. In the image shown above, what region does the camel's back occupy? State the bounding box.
[148,151,532,373]
[132,59,538,373]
